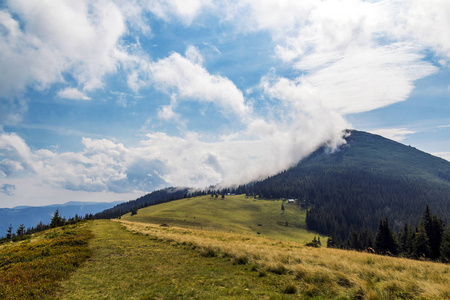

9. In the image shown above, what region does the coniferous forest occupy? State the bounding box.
[236,130,450,261]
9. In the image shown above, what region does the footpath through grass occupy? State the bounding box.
[56,220,295,299]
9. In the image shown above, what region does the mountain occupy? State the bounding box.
[0,201,122,237]
[243,130,450,239]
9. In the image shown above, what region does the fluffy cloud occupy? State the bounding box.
[147,47,251,120]
[0,0,128,98]
[404,0,450,62]
[0,121,347,195]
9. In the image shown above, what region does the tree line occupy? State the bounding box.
[326,205,450,262]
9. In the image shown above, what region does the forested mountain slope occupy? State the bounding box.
[245,130,450,239]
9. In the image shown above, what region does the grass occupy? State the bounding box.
[0,223,92,299]
[55,220,297,299]
[120,219,450,299]
[3,195,449,299]
[122,194,323,243]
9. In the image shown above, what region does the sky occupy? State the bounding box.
[0,0,449,208]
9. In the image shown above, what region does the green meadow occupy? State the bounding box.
[1,195,449,299]
[122,194,322,243]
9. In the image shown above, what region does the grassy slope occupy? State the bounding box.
[56,220,293,299]
[120,220,450,299]
[121,194,322,243]
[54,218,450,299]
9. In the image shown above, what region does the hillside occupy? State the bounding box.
[244,130,450,239]
[121,194,321,242]
[2,197,449,299]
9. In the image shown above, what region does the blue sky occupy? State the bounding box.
[0,0,449,208]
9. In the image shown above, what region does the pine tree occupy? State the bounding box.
[50,209,64,228]
[413,222,431,259]
[421,205,444,259]
[6,224,13,239]
[375,218,398,255]
[399,223,413,256]
[16,224,25,236]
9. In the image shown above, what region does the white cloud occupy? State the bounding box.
[404,0,450,62]
[369,128,416,142]
[157,105,180,121]
[0,119,348,197]
[57,88,91,100]
[0,0,128,98]
[230,0,438,116]
[147,49,251,119]
[264,44,436,115]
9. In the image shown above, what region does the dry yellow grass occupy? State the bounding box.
[119,219,450,299]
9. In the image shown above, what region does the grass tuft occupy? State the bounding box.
[283,282,297,294]
[266,262,288,275]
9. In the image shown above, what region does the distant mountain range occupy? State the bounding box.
[0,201,122,236]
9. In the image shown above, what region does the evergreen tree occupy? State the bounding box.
[130,207,138,216]
[399,223,413,256]
[50,209,64,228]
[421,205,444,259]
[6,224,13,239]
[350,228,362,250]
[326,232,340,248]
[375,218,398,255]
[16,224,25,236]
[413,222,431,258]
